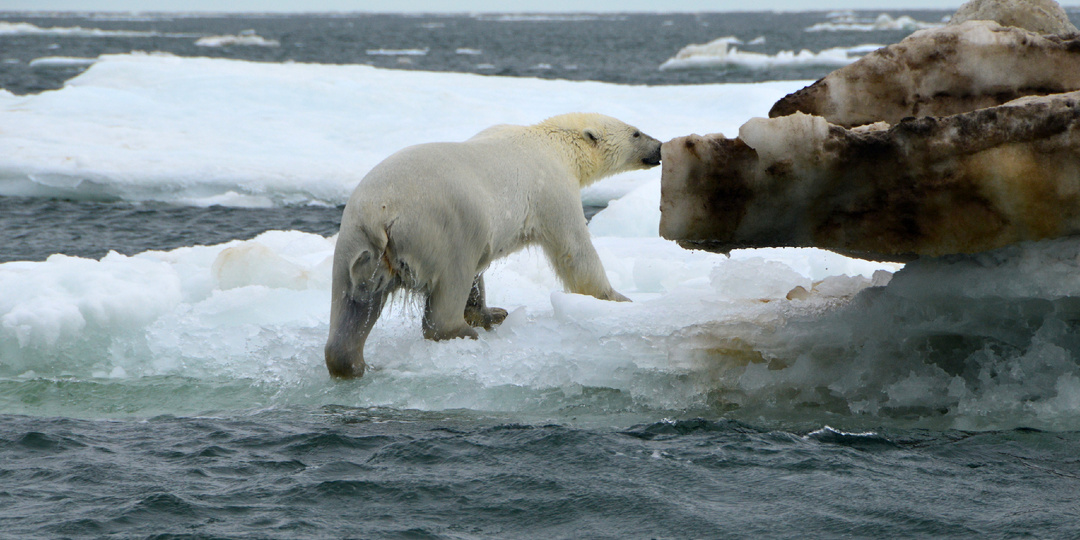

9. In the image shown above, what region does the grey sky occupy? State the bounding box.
[5,0,970,13]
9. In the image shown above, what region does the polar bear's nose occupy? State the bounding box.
[642,144,662,167]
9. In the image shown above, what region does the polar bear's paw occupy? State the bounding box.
[465,305,509,331]
[423,323,480,341]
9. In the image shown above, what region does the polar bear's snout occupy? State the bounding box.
[641,136,662,167]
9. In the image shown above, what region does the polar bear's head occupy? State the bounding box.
[539,113,662,186]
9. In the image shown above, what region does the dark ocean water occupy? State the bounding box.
[0,11,948,94]
[5,10,1080,539]
[6,411,1080,538]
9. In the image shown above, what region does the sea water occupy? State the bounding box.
[3,10,1080,538]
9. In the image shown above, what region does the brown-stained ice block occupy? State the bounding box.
[769,21,1080,128]
[661,91,1080,262]
[950,0,1078,35]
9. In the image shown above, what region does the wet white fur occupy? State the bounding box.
[325,113,662,377]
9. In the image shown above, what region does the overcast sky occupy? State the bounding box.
[5,0,973,13]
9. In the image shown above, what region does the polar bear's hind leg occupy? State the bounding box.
[421,264,481,341]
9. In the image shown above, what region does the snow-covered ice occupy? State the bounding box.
[0,53,799,206]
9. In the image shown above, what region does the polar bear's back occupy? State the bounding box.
[350,133,573,212]
[343,133,578,260]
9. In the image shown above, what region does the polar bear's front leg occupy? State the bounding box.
[464,274,508,330]
[543,225,630,302]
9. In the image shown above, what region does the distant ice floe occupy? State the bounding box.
[473,14,615,22]
[0,20,195,38]
[805,12,945,32]
[659,36,882,71]
[28,57,98,68]
[366,48,429,56]
[456,48,483,55]
[195,30,280,48]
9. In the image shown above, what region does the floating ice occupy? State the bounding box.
[3,51,1076,432]
[6,188,1080,430]
[0,53,801,207]
[805,13,944,32]
[659,38,883,71]
[773,21,1080,128]
[28,57,98,68]
[366,48,429,56]
[195,30,280,47]
[0,216,898,423]
[474,14,612,22]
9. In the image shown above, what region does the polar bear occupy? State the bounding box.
[325,113,662,378]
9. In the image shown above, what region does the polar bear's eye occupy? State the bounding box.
[633,131,641,138]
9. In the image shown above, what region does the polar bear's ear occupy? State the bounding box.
[583,128,600,145]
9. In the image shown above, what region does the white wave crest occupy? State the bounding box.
[0,20,195,38]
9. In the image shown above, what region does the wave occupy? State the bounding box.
[659,37,883,71]
[0,20,196,38]
[0,21,275,47]
[0,52,802,207]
